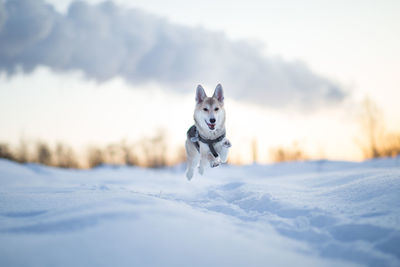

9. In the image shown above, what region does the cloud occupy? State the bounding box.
[0,0,347,109]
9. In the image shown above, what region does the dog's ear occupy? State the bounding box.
[196,85,207,104]
[213,84,224,103]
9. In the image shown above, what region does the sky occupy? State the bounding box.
[0,0,399,163]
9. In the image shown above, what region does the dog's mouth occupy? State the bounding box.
[206,121,216,130]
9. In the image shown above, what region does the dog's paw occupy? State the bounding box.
[186,170,194,181]
[211,162,220,168]
[198,165,204,175]
[223,140,232,148]
[210,158,221,168]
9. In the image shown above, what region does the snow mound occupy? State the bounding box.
[0,158,399,267]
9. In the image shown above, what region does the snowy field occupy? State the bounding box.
[0,158,399,267]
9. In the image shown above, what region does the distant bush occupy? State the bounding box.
[0,129,188,169]
[16,139,29,163]
[269,142,308,162]
[0,143,16,161]
[35,142,53,166]
[380,134,400,157]
[54,143,79,168]
[87,147,105,168]
[119,140,139,166]
[0,140,141,169]
[86,140,142,168]
[139,130,168,168]
[358,97,400,159]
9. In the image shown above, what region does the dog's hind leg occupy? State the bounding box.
[186,155,199,180]
[185,140,200,181]
[185,140,200,180]
[198,157,207,175]
[186,166,194,180]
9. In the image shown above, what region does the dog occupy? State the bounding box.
[185,84,231,180]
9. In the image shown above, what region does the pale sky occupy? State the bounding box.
[0,0,399,163]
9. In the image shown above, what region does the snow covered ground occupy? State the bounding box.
[0,158,399,267]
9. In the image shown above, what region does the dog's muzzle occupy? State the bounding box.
[206,120,216,130]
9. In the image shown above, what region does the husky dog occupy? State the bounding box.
[185,84,231,180]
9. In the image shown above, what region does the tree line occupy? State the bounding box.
[0,131,186,169]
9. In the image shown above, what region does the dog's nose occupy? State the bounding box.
[210,118,216,123]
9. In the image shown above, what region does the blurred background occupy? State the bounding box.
[0,0,399,168]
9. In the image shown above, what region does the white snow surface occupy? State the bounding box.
[0,158,399,267]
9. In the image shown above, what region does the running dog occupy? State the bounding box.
[185,84,231,180]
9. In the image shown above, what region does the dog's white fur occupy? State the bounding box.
[185,84,231,180]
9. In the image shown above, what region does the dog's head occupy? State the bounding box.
[194,84,225,131]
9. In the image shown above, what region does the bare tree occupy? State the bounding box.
[87,147,105,168]
[174,145,187,165]
[0,143,15,161]
[251,138,258,163]
[104,143,120,165]
[381,133,400,157]
[356,97,400,159]
[35,142,52,165]
[54,143,79,168]
[359,97,383,158]
[119,140,138,166]
[16,139,29,163]
[140,130,168,168]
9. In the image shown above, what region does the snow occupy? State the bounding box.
[0,158,399,267]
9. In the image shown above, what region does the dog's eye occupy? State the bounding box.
[203,108,208,112]
[214,108,219,111]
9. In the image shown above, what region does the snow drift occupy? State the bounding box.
[0,158,399,266]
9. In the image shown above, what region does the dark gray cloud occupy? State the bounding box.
[0,0,347,109]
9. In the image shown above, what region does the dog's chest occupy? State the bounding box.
[199,140,224,155]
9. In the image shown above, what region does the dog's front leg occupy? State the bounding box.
[219,139,231,163]
[208,153,221,168]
